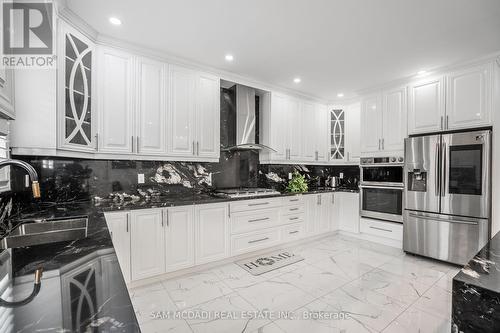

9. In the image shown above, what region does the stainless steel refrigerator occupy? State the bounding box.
[404,129,491,265]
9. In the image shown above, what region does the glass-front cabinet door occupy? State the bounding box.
[58,23,95,152]
[330,109,345,162]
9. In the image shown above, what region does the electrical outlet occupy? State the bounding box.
[138,173,145,184]
[288,172,293,180]
[339,172,344,179]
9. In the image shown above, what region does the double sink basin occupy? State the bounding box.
[0,216,88,249]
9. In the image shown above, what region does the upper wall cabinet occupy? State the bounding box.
[408,62,493,135]
[407,76,445,135]
[329,108,346,162]
[361,86,407,155]
[345,102,361,163]
[445,63,493,130]
[302,102,328,163]
[58,23,96,152]
[194,72,220,159]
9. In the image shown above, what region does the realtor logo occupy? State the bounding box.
[2,1,55,68]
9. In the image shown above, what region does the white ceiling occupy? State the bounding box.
[66,0,500,101]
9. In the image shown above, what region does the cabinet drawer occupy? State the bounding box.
[281,223,306,242]
[230,198,281,213]
[283,195,304,205]
[281,204,305,216]
[360,218,402,241]
[231,208,280,234]
[231,228,281,256]
[280,213,304,225]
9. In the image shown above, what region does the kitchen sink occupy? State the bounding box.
[0,216,88,249]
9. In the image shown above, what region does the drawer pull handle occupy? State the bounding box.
[289,217,299,221]
[248,202,269,207]
[248,237,270,244]
[248,217,270,223]
[289,199,299,202]
[289,208,299,211]
[369,226,392,233]
[289,231,299,234]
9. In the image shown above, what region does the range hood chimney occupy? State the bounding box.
[222,84,276,152]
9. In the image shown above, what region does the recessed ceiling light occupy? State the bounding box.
[109,17,122,25]
[416,70,428,77]
[337,93,344,98]
[225,54,234,62]
[293,77,301,84]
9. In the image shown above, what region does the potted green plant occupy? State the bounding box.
[286,171,308,193]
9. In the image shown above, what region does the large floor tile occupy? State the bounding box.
[237,277,315,313]
[311,254,377,280]
[434,268,461,293]
[250,322,286,333]
[378,257,445,287]
[320,284,407,332]
[382,306,451,333]
[129,282,178,322]
[185,292,269,333]
[413,285,452,320]
[335,246,398,267]
[162,271,233,310]
[345,268,431,305]
[276,262,351,298]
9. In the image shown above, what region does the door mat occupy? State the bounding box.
[236,250,304,276]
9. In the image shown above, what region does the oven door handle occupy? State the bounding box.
[359,185,404,190]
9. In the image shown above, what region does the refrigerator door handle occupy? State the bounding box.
[441,142,447,197]
[408,212,479,225]
[435,142,440,197]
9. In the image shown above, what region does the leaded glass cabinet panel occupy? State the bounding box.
[330,109,345,161]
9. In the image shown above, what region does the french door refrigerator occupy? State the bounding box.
[404,129,491,265]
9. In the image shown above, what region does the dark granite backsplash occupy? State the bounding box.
[0,152,359,229]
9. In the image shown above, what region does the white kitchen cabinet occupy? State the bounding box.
[195,203,230,264]
[345,102,361,163]
[329,108,346,162]
[314,104,329,162]
[319,193,333,232]
[446,63,493,130]
[407,76,445,135]
[361,96,382,153]
[97,47,135,154]
[164,206,195,272]
[136,57,168,155]
[382,86,407,152]
[104,211,131,283]
[287,97,302,160]
[337,192,360,234]
[195,73,220,159]
[130,209,165,280]
[301,101,316,161]
[265,93,288,161]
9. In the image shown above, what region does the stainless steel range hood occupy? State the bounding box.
[221,84,276,152]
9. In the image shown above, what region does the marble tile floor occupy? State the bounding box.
[128,234,460,333]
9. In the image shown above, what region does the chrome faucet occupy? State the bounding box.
[0,159,40,198]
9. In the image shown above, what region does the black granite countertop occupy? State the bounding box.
[0,201,141,332]
[94,187,359,212]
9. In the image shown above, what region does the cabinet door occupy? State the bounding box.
[408,76,445,135]
[305,195,319,234]
[97,47,134,153]
[136,58,167,155]
[269,93,288,161]
[165,206,195,272]
[318,194,331,232]
[361,96,382,153]
[315,104,329,162]
[196,73,220,159]
[446,63,492,130]
[104,212,131,283]
[287,98,302,160]
[337,192,360,233]
[329,108,346,162]
[345,102,361,163]
[58,23,95,152]
[301,101,316,162]
[329,193,339,231]
[382,87,407,152]
[195,203,230,264]
[168,65,196,156]
[130,209,165,280]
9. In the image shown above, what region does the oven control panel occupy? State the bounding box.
[360,156,404,165]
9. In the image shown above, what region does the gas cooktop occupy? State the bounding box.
[213,188,281,199]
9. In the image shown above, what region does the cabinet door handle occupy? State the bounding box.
[161,211,164,227]
[369,226,392,233]
[331,194,335,204]
[193,141,196,155]
[166,211,169,227]
[289,208,299,211]
[126,214,129,232]
[248,237,269,244]
[347,152,349,161]
[289,230,299,234]
[440,116,444,130]
[378,139,381,150]
[289,198,299,202]
[248,217,270,223]
[95,134,99,151]
[197,141,200,156]
[382,138,384,150]
[131,136,135,153]
[446,115,449,129]
[289,217,299,221]
[136,136,140,153]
